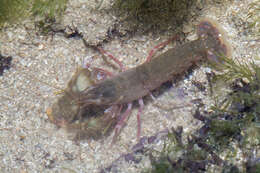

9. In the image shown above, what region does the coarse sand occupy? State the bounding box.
[0,0,259,172]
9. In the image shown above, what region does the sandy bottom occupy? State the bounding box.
[0,0,259,172]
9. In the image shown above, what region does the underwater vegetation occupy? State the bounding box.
[112,0,233,30]
[0,0,30,27]
[0,0,67,28]
[31,0,67,20]
[142,57,260,173]
[113,0,197,29]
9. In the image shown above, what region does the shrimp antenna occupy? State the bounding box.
[14,64,67,94]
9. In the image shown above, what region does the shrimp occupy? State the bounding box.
[81,19,230,105]
[47,18,231,141]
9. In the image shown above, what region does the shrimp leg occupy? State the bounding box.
[137,99,144,140]
[95,46,135,142]
[97,36,179,142]
[146,35,179,62]
[97,47,125,71]
[112,103,133,143]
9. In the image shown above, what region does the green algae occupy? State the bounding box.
[31,0,67,20]
[0,0,30,27]
[113,0,197,30]
[112,0,234,31]
[0,0,67,28]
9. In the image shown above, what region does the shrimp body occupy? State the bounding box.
[81,20,230,105]
[47,19,231,140]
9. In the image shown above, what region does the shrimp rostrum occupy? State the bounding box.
[47,18,231,142]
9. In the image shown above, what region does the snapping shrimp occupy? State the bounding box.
[47,18,231,142]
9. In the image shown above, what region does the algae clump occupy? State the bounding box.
[0,0,68,28]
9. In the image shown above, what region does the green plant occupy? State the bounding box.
[0,0,31,27]
[113,0,196,29]
[0,0,68,28]
[32,0,67,20]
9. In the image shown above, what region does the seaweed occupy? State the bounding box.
[0,0,30,27]
[0,0,68,29]
[142,127,221,173]
[112,0,233,31]
[31,0,67,20]
[113,0,196,29]
[32,0,68,35]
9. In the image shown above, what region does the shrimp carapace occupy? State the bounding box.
[47,68,92,127]
[46,68,118,139]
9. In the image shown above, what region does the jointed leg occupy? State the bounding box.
[112,103,133,143]
[137,99,144,140]
[89,37,180,142]
[84,46,125,80]
[97,47,125,71]
[146,35,179,62]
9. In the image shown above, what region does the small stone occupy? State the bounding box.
[183,24,193,34]
[242,77,250,84]
[38,44,44,50]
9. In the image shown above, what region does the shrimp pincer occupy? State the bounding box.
[47,68,119,139]
[47,18,231,141]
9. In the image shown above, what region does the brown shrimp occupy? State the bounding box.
[47,18,231,141]
[80,19,231,106]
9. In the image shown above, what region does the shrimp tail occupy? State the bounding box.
[197,18,232,63]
